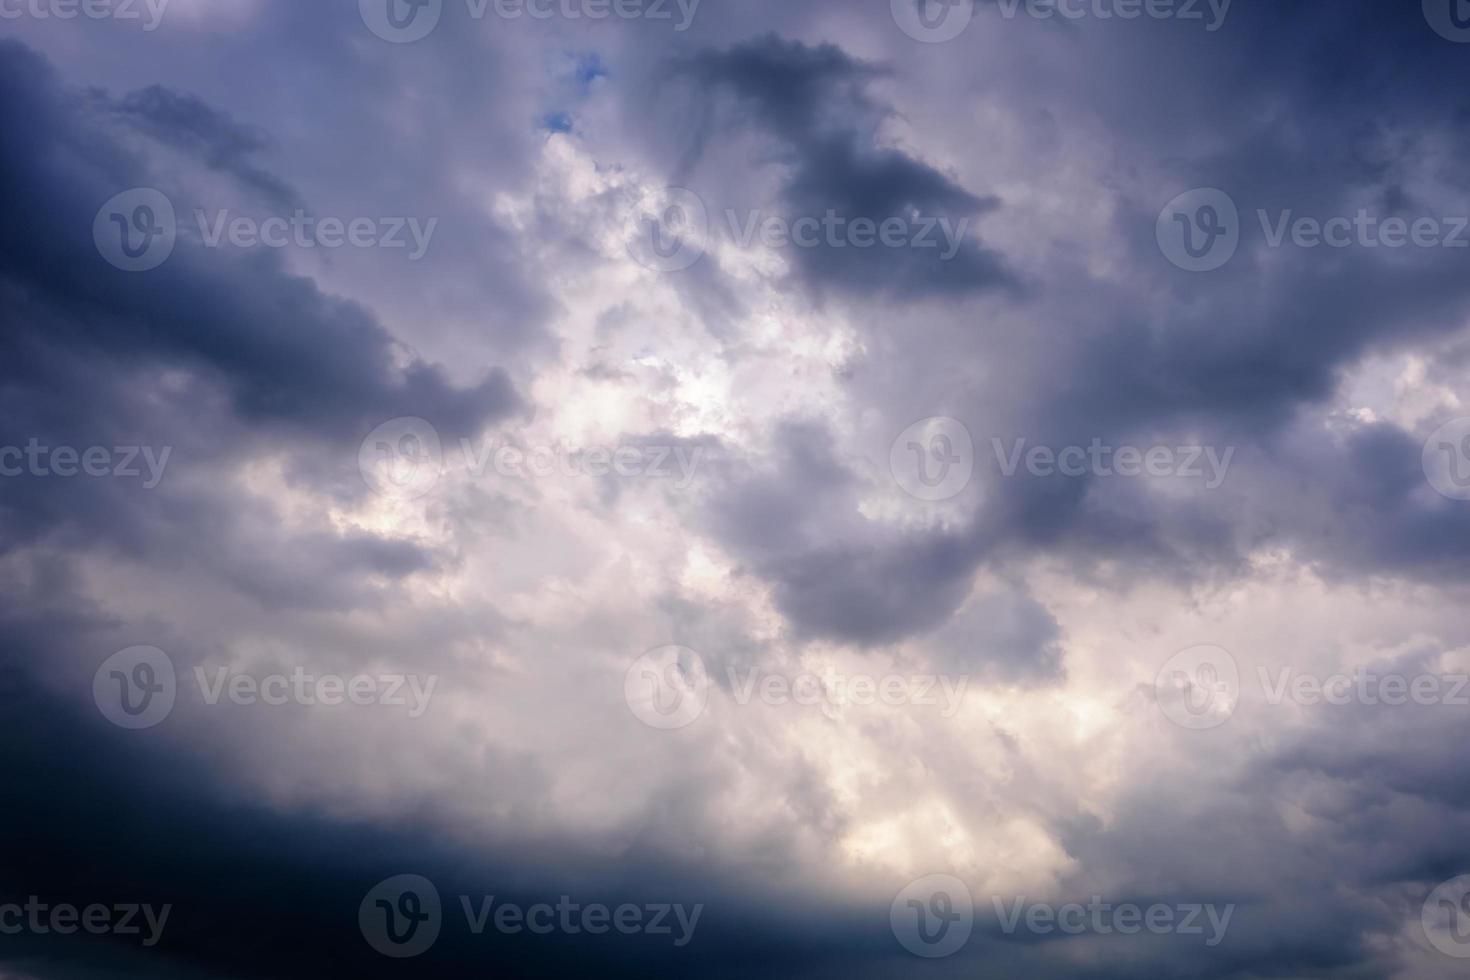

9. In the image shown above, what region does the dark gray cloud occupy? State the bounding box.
[674,34,1016,299]
[0,39,521,579]
[104,84,303,211]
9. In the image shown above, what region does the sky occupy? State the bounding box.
[4,0,1470,976]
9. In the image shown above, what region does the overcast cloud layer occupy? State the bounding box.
[4,1,1470,976]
